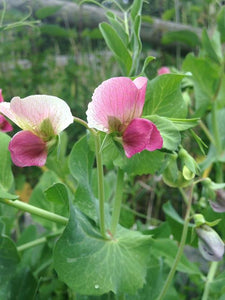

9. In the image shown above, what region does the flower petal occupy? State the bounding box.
[0,115,13,132]
[9,131,47,167]
[0,89,4,103]
[86,77,147,132]
[0,95,73,134]
[122,118,163,158]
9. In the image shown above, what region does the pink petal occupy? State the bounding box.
[86,77,147,132]
[0,115,13,132]
[0,89,4,103]
[0,95,73,134]
[157,67,170,75]
[122,118,163,158]
[9,131,47,167]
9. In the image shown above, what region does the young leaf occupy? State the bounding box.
[202,29,221,64]
[168,118,199,131]
[99,22,132,75]
[145,115,181,151]
[0,132,14,192]
[217,6,225,42]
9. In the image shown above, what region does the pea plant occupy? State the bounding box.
[0,1,225,299]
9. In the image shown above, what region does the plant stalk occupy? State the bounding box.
[17,230,63,252]
[111,168,124,236]
[94,132,106,238]
[157,185,194,300]
[0,198,68,225]
[202,261,219,300]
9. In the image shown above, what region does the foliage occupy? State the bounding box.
[0,1,225,300]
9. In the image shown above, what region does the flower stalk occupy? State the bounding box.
[157,185,194,300]
[0,198,68,225]
[111,168,124,236]
[94,132,107,238]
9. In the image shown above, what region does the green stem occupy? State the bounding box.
[94,132,106,238]
[202,261,219,300]
[199,120,215,146]
[157,185,194,300]
[73,116,96,135]
[0,198,68,225]
[17,230,62,252]
[212,101,221,156]
[0,0,6,27]
[179,187,195,215]
[111,168,124,236]
[124,11,129,36]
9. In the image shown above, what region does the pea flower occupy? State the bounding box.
[0,95,73,167]
[0,89,13,133]
[86,77,163,158]
[157,67,170,76]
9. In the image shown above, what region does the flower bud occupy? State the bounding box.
[196,224,224,261]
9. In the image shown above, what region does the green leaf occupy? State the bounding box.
[106,11,128,46]
[163,202,194,245]
[145,115,181,151]
[141,56,155,73]
[44,183,69,218]
[54,206,152,295]
[0,189,18,200]
[162,30,200,48]
[0,132,14,192]
[0,228,20,298]
[29,170,62,229]
[99,22,132,75]
[127,257,179,300]
[217,6,225,42]
[202,29,221,64]
[40,24,76,38]
[9,267,37,300]
[130,15,142,74]
[182,53,220,116]
[35,5,62,19]
[130,0,144,21]
[114,150,164,176]
[151,238,202,275]
[69,135,97,221]
[143,74,187,118]
[168,118,199,131]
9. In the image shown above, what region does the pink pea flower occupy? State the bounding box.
[0,95,73,167]
[157,67,170,76]
[0,89,13,132]
[86,77,163,158]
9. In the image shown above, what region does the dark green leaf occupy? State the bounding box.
[143,74,187,118]
[217,6,225,42]
[40,24,76,38]
[162,30,200,48]
[163,202,194,245]
[54,206,152,295]
[69,135,97,221]
[114,150,164,176]
[182,54,220,116]
[202,29,221,64]
[151,238,202,275]
[35,5,62,19]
